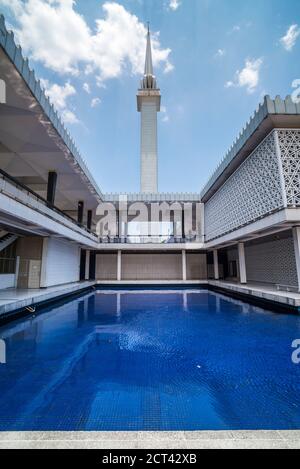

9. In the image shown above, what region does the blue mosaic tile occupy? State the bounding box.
[0,290,300,430]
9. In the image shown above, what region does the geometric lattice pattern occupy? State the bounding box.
[245,234,298,287]
[205,131,284,241]
[278,129,300,207]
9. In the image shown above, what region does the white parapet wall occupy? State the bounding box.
[40,238,80,288]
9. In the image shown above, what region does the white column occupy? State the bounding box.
[238,242,247,284]
[293,227,300,291]
[14,256,20,288]
[182,250,187,281]
[85,250,90,281]
[117,250,122,281]
[40,238,49,288]
[213,250,219,280]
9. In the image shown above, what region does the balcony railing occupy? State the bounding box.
[0,168,97,239]
[99,235,202,244]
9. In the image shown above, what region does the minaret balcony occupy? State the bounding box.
[137,90,161,112]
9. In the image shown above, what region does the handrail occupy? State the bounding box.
[99,235,201,244]
[0,168,98,238]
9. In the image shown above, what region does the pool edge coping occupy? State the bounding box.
[0,430,299,449]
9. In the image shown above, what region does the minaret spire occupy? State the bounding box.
[144,22,153,76]
[140,24,157,90]
[137,23,161,193]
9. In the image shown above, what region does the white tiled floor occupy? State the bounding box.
[0,281,95,317]
[210,280,300,308]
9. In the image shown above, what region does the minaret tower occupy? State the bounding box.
[137,24,161,193]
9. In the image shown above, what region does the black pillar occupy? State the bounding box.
[88,294,96,320]
[77,300,85,327]
[80,249,86,281]
[78,201,84,225]
[182,204,185,239]
[89,251,96,280]
[87,210,92,231]
[46,171,57,206]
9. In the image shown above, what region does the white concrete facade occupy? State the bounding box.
[140,100,158,193]
[0,274,15,289]
[0,176,98,249]
[40,238,80,288]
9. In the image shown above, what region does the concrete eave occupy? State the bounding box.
[0,15,104,205]
[205,208,300,249]
[201,96,300,203]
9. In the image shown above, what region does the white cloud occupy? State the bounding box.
[215,49,225,58]
[161,105,169,122]
[40,79,76,109]
[91,97,101,108]
[40,78,79,124]
[61,109,79,124]
[228,25,240,34]
[225,58,263,94]
[0,0,22,15]
[1,0,173,80]
[164,61,174,74]
[7,0,92,76]
[280,24,300,51]
[169,0,181,11]
[92,3,173,80]
[83,83,91,94]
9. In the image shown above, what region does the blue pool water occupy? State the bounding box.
[0,289,300,431]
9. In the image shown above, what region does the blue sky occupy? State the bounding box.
[1,0,300,194]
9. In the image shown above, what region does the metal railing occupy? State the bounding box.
[0,168,98,238]
[99,235,202,244]
[0,257,16,274]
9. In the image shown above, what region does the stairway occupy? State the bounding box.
[0,233,18,253]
